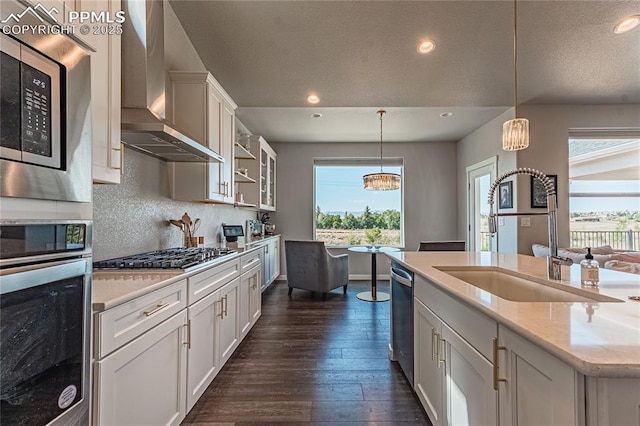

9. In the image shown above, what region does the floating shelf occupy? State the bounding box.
[234,201,257,208]
[234,143,256,160]
[235,171,256,183]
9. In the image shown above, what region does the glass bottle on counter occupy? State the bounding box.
[580,247,599,287]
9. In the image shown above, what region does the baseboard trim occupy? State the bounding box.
[277,274,391,282]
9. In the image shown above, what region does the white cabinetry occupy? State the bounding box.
[498,325,578,426]
[414,275,581,426]
[238,135,277,211]
[93,279,189,425]
[89,0,122,184]
[185,259,240,411]
[246,235,280,290]
[414,298,496,426]
[168,71,237,203]
[239,260,262,338]
[414,298,444,426]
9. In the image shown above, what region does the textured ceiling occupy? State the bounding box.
[169,0,640,143]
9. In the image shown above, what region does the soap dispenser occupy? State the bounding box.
[580,247,599,287]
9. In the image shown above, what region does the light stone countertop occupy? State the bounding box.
[92,247,260,312]
[386,251,640,377]
[242,233,280,247]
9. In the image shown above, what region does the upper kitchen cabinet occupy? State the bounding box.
[168,72,237,204]
[237,135,277,211]
[89,0,122,184]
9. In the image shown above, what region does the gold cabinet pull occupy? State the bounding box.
[143,302,170,317]
[438,335,446,368]
[217,298,224,319]
[223,295,228,317]
[184,319,191,349]
[431,328,437,361]
[493,338,507,390]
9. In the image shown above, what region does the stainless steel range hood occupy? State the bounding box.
[120,0,223,163]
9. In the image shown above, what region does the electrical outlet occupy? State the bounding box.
[520,217,531,227]
[499,218,505,226]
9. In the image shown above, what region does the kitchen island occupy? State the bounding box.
[386,251,640,426]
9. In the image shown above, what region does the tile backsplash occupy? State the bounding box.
[92,148,256,261]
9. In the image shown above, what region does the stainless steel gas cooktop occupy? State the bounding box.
[93,247,236,270]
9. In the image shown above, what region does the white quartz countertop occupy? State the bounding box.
[92,247,260,312]
[242,233,280,247]
[386,251,640,377]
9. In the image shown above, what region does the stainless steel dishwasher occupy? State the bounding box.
[391,263,414,385]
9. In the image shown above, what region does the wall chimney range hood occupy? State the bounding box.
[119,0,223,163]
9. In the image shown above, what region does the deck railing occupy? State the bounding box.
[570,230,638,251]
[480,230,638,251]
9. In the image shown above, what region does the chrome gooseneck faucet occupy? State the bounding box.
[488,168,572,280]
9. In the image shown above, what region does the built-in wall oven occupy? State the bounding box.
[0,0,92,202]
[0,220,92,425]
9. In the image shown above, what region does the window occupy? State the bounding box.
[568,138,640,250]
[314,159,403,247]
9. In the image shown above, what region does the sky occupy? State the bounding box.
[315,166,401,214]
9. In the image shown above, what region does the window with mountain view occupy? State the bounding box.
[314,161,403,247]
[568,138,639,251]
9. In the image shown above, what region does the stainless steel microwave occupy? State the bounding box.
[0,1,92,203]
[1,36,61,169]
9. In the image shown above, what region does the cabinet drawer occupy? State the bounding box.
[188,259,240,304]
[240,249,261,275]
[415,276,496,360]
[96,279,187,359]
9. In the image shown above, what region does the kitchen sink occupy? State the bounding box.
[435,266,622,303]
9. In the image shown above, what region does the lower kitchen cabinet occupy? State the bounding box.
[442,322,496,426]
[217,277,240,366]
[239,263,262,339]
[94,251,263,424]
[94,309,188,426]
[414,298,444,426]
[245,235,280,291]
[414,298,495,426]
[414,276,582,426]
[186,290,220,412]
[497,325,578,426]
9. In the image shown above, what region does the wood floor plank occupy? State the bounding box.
[311,400,428,422]
[182,281,431,425]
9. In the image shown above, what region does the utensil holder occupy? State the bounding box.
[184,232,197,248]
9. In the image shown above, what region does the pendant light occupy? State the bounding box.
[363,110,401,191]
[502,0,529,151]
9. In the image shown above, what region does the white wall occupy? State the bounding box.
[515,104,640,254]
[270,141,458,277]
[457,109,518,253]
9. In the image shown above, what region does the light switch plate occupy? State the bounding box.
[520,217,531,227]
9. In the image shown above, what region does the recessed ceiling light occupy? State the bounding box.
[614,15,640,34]
[417,39,436,54]
[307,94,320,104]
[310,113,323,119]
[440,112,453,118]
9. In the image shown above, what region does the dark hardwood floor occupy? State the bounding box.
[182,281,431,425]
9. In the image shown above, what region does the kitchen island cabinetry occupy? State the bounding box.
[168,71,237,204]
[237,135,277,211]
[89,0,122,184]
[498,325,578,426]
[389,251,640,426]
[414,277,497,426]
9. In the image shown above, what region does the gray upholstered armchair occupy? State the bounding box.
[284,240,349,300]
